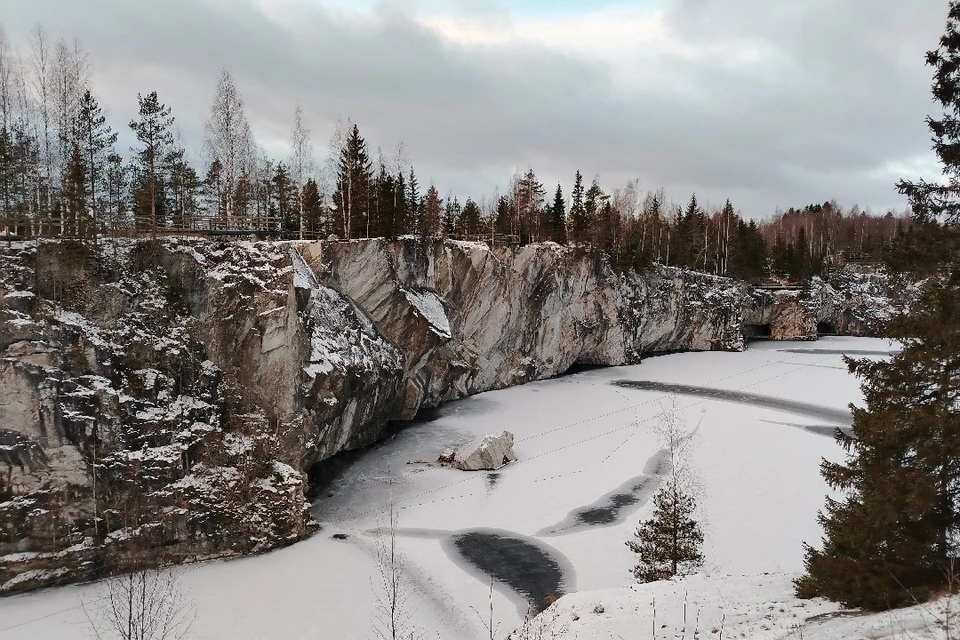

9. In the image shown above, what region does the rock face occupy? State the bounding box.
[453,431,517,471]
[303,240,745,418]
[0,237,898,594]
[743,288,818,341]
[742,266,917,341]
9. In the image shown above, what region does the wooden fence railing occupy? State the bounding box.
[0,218,523,246]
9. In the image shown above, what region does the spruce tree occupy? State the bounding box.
[61,142,87,236]
[459,198,482,237]
[569,170,587,244]
[797,2,960,610]
[584,178,606,248]
[334,124,373,239]
[549,183,567,244]
[627,478,704,583]
[301,178,323,237]
[405,168,420,235]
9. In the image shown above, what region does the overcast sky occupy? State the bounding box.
[0,0,950,217]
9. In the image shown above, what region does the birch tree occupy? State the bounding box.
[28,25,54,230]
[204,69,251,221]
[52,37,88,190]
[289,105,313,239]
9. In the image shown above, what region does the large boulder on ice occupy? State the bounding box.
[454,430,517,471]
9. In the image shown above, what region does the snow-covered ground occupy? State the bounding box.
[3,336,936,640]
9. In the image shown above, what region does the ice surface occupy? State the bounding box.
[2,337,921,640]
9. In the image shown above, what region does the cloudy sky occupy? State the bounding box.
[0,0,950,217]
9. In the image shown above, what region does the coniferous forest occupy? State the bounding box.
[0,23,910,284]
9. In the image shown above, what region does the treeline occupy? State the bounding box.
[0,23,909,283]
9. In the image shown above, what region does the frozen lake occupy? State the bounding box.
[0,337,895,639]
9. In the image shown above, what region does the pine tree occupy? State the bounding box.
[74,89,116,239]
[627,478,704,583]
[797,2,960,611]
[103,152,126,232]
[129,91,174,234]
[166,148,200,229]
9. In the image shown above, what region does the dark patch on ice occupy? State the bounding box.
[612,380,852,426]
[331,533,349,540]
[776,361,847,371]
[447,530,570,615]
[778,348,899,356]
[537,450,669,536]
[486,472,501,492]
[760,420,854,439]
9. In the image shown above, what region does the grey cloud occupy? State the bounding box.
[0,0,950,215]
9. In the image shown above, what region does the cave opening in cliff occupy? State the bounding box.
[744,323,773,340]
[556,362,609,378]
[817,321,837,336]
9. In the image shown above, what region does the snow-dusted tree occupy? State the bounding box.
[204,69,251,220]
[289,105,313,239]
[83,567,196,640]
[626,407,703,582]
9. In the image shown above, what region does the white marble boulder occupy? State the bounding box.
[453,430,517,471]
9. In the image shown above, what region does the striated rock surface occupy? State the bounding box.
[303,240,745,418]
[453,431,517,471]
[0,237,892,593]
[742,266,918,341]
